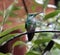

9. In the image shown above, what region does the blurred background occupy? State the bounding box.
[0,0,56,30]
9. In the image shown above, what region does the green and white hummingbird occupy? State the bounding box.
[25,13,38,41]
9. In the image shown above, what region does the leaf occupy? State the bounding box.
[0,53,11,55]
[31,5,36,11]
[51,48,60,55]
[52,39,60,49]
[34,38,51,45]
[9,12,17,17]
[12,6,21,11]
[26,51,40,55]
[0,25,21,37]
[52,39,60,45]
[0,53,6,55]
[0,34,17,45]
[0,6,20,17]
[43,0,49,10]
[4,3,16,19]
[0,11,3,16]
[56,43,60,49]
[12,41,26,48]
[0,23,25,38]
[2,1,18,26]
[44,10,60,20]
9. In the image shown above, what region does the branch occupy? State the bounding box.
[22,0,28,14]
[1,30,60,38]
[1,30,60,46]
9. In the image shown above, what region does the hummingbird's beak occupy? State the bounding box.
[34,13,39,17]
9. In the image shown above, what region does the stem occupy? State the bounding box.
[0,0,6,33]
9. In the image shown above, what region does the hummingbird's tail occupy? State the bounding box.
[27,32,34,41]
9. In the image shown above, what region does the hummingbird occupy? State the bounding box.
[25,13,38,41]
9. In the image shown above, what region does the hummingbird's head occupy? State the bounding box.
[28,13,39,17]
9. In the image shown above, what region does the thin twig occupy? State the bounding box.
[0,0,6,32]
[1,30,60,38]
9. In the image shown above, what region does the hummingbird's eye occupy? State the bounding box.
[29,14,33,16]
[29,15,33,16]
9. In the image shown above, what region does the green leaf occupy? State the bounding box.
[56,43,60,49]
[0,6,20,17]
[34,38,51,45]
[0,53,5,55]
[9,12,17,17]
[26,51,40,55]
[0,53,11,55]
[51,48,60,55]
[44,10,60,20]
[43,0,49,10]
[0,25,21,37]
[52,39,60,45]
[2,1,18,26]
[0,53,6,55]
[0,34,17,45]
[52,39,60,49]
[31,5,36,11]
[12,41,26,48]
[0,11,3,16]
[4,3,16,18]
[12,6,21,11]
